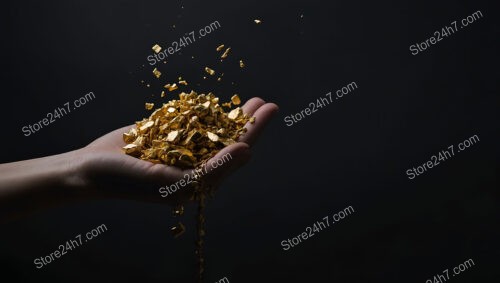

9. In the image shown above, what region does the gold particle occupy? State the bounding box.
[231,94,241,105]
[145,103,154,110]
[152,44,162,53]
[254,19,262,24]
[179,80,188,85]
[161,91,166,97]
[153,68,161,78]
[239,60,245,68]
[205,67,215,76]
[221,47,231,59]
[216,44,225,52]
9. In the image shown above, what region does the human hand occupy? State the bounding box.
[75,97,279,205]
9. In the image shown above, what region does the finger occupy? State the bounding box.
[238,102,279,146]
[241,97,266,116]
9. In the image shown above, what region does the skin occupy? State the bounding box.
[0,97,279,222]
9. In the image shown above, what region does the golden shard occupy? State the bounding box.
[179,80,188,85]
[206,131,219,142]
[153,68,161,78]
[239,60,245,68]
[228,107,242,120]
[249,117,256,124]
[254,19,262,24]
[216,44,225,51]
[161,90,166,97]
[231,94,241,105]
[152,44,162,53]
[205,67,215,76]
[221,47,231,59]
[145,103,154,110]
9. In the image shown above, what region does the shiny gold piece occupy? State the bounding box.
[179,80,188,85]
[221,47,231,59]
[171,222,186,238]
[216,44,225,52]
[204,67,215,76]
[231,94,241,105]
[254,19,262,24]
[152,44,162,53]
[122,91,251,168]
[249,117,256,124]
[172,204,185,216]
[228,107,242,120]
[239,59,245,68]
[161,90,166,97]
[164,83,178,91]
[152,68,161,78]
[145,103,154,110]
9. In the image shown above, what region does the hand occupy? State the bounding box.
[76,97,279,205]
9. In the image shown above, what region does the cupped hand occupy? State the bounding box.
[75,98,278,205]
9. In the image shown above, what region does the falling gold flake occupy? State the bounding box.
[231,94,241,105]
[164,83,178,92]
[153,68,162,78]
[217,77,222,82]
[239,60,245,68]
[145,103,154,110]
[216,44,225,51]
[161,91,166,97]
[152,44,162,53]
[205,67,215,76]
[221,47,231,59]
[179,80,188,85]
[254,19,262,24]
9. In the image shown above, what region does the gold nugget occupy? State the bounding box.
[152,44,162,53]
[231,94,241,105]
[240,60,245,68]
[221,47,231,59]
[153,68,161,78]
[205,67,215,76]
[216,44,225,51]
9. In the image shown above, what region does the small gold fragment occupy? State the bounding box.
[152,68,161,78]
[221,47,231,59]
[249,117,256,124]
[228,107,242,120]
[164,83,178,91]
[179,80,188,85]
[206,131,219,142]
[231,94,241,105]
[205,67,215,76]
[216,44,224,52]
[254,19,262,24]
[239,60,245,68]
[171,222,186,238]
[161,90,166,97]
[145,103,154,110]
[152,44,162,53]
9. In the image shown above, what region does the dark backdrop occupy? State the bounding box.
[0,0,498,282]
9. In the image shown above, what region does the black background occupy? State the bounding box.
[0,0,498,282]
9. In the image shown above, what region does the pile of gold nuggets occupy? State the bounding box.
[122,92,253,168]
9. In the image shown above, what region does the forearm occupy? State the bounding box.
[0,150,86,222]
